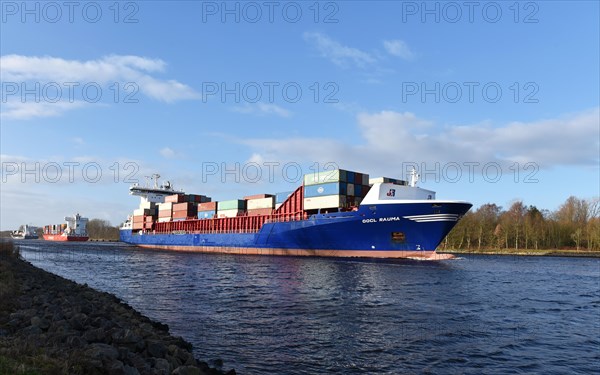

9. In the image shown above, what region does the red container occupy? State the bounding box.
[198,202,218,211]
[158,211,172,218]
[243,194,274,200]
[172,211,189,219]
[173,202,192,211]
[247,208,273,216]
[354,173,362,184]
[165,194,186,203]
[132,215,144,223]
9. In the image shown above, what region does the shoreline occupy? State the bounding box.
[0,243,235,375]
[438,249,600,258]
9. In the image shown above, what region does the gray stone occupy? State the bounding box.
[66,335,87,348]
[152,357,171,374]
[83,327,106,343]
[30,316,50,330]
[147,340,167,358]
[168,344,178,355]
[30,316,42,327]
[123,365,140,375]
[166,354,182,369]
[112,329,142,344]
[69,312,88,330]
[48,319,70,333]
[85,343,119,361]
[106,359,125,375]
[174,348,196,366]
[22,325,43,335]
[127,352,151,372]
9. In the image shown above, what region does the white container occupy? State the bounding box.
[133,208,156,216]
[158,202,173,211]
[139,202,156,209]
[303,169,347,186]
[247,197,275,210]
[303,195,346,210]
[217,209,244,218]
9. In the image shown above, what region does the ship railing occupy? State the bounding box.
[152,211,308,235]
[263,211,308,224]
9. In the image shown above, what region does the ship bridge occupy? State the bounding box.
[130,174,185,204]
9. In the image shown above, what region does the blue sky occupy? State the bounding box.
[1,1,599,229]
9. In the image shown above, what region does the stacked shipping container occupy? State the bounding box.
[43,223,67,235]
[245,194,275,216]
[303,169,370,210]
[217,199,246,218]
[197,202,217,219]
[173,202,198,221]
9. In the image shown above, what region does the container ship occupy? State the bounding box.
[11,224,39,239]
[43,213,89,241]
[120,170,472,259]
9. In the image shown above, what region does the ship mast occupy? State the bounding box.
[408,168,420,187]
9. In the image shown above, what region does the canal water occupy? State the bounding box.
[18,241,600,374]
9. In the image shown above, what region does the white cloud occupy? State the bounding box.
[159,147,180,159]
[232,102,291,117]
[238,107,600,172]
[303,32,376,68]
[0,54,199,119]
[0,101,88,120]
[383,40,415,60]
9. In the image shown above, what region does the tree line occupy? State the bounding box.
[86,219,120,241]
[442,196,600,251]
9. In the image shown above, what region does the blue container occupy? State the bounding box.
[304,182,347,198]
[275,191,293,204]
[198,210,216,219]
[346,171,355,184]
[355,185,362,197]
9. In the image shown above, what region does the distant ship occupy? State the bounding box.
[11,224,39,239]
[42,213,89,241]
[120,170,472,259]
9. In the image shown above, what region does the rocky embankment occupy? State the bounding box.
[0,247,235,375]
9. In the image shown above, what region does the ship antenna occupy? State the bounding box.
[152,173,160,189]
[409,168,420,187]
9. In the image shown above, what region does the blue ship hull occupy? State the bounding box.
[120,202,471,258]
